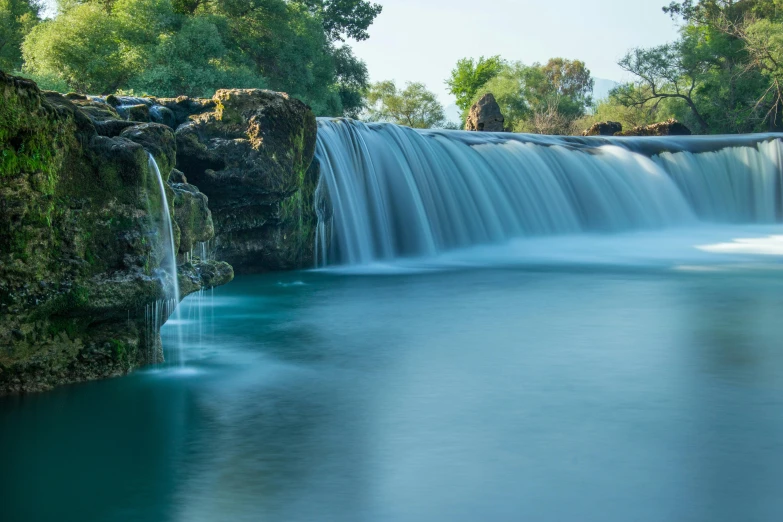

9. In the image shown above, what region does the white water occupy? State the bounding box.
[315,119,783,266]
[148,154,185,364]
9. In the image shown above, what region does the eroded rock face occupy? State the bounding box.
[466,93,505,132]
[0,71,232,395]
[174,89,318,272]
[617,119,692,136]
[583,121,623,136]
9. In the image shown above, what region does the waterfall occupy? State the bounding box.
[147,153,188,366]
[314,119,783,266]
[148,153,181,304]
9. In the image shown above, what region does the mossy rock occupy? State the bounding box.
[0,71,233,395]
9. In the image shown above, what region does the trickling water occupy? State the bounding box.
[314,119,783,266]
[148,154,180,304]
[147,153,184,364]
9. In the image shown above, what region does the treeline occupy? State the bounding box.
[366,0,783,134]
[0,0,381,116]
[596,0,783,134]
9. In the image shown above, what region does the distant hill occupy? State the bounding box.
[444,103,462,126]
[593,78,620,102]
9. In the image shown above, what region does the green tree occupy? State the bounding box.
[464,58,594,134]
[617,41,710,133]
[614,0,783,134]
[365,80,446,129]
[469,62,530,131]
[0,0,40,72]
[295,0,382,42]
[446,55,505,112]
[20,0,375,115]
[22,1,141,93]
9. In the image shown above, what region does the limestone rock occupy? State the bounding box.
[120,123,177,176]
[583,121,622,136]
[171,182,215,254]
[175,88,318,272]
[0,71,231,395]
[465,93,505,132]
[617,119,692,136]
[126,104,151,122]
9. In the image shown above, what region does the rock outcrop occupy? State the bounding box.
[465,93,505,132]
[0,71,232,395]
[617,119,692,136]
[175,89,318,272]
[582,121,623,136]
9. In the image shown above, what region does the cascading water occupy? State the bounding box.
[314,119,783,266]
[147,153,184,364]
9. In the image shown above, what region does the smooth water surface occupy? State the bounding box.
[2,234,783,522]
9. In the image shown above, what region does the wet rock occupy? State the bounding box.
[126,104,151,122]
[582,121,622,136]
[465,93,505,132]
[175,88,317,272]
[617,119,692,136]
[169,169,187,184]
[120,123,177,177]
[0,71,232,396]
[172,183,215,254]
[150,105,177,129]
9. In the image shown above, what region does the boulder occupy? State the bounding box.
[126,104,151,122]
[175,88,318,272]
[171,182,215,255]
[465,93,505,132]
[617,119,692,136]
[582,121,622,136]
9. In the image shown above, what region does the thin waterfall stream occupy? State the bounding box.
[147,153,184,365]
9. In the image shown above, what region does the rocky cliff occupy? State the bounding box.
[0,73,228,394]
[1,73,319,395]
[175,89,318,272]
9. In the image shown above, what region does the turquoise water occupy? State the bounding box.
[2,232,783,521]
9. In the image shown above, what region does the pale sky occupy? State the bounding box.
[351,0,682,105]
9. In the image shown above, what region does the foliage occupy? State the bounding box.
[0,0,40,72]
[469,62,530,131]
[365,80,446,129]
[460,57,594,134]
[18,0,379,115]
[446,55,505,112]
[615,0,783,133]
[296,0,383,42]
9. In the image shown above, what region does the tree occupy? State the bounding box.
[20,0,375,115]
[617,41,710,133]
[0,0,40,72]
[540,58,594,110]
[614,0,783,134]
[365,80,446,129]
[464,58,595,134]
[446,55,505,112]
[469,61,530,131]
[296,0,382,42]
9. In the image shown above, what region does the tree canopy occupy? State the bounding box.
[17,0,381,116]
[0,0,40,72]
[445,55,505,112]
[608,0,783,133]
[450,57,594,134]
[365,80,446,129]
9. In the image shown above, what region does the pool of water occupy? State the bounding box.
[2,230,783,522]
